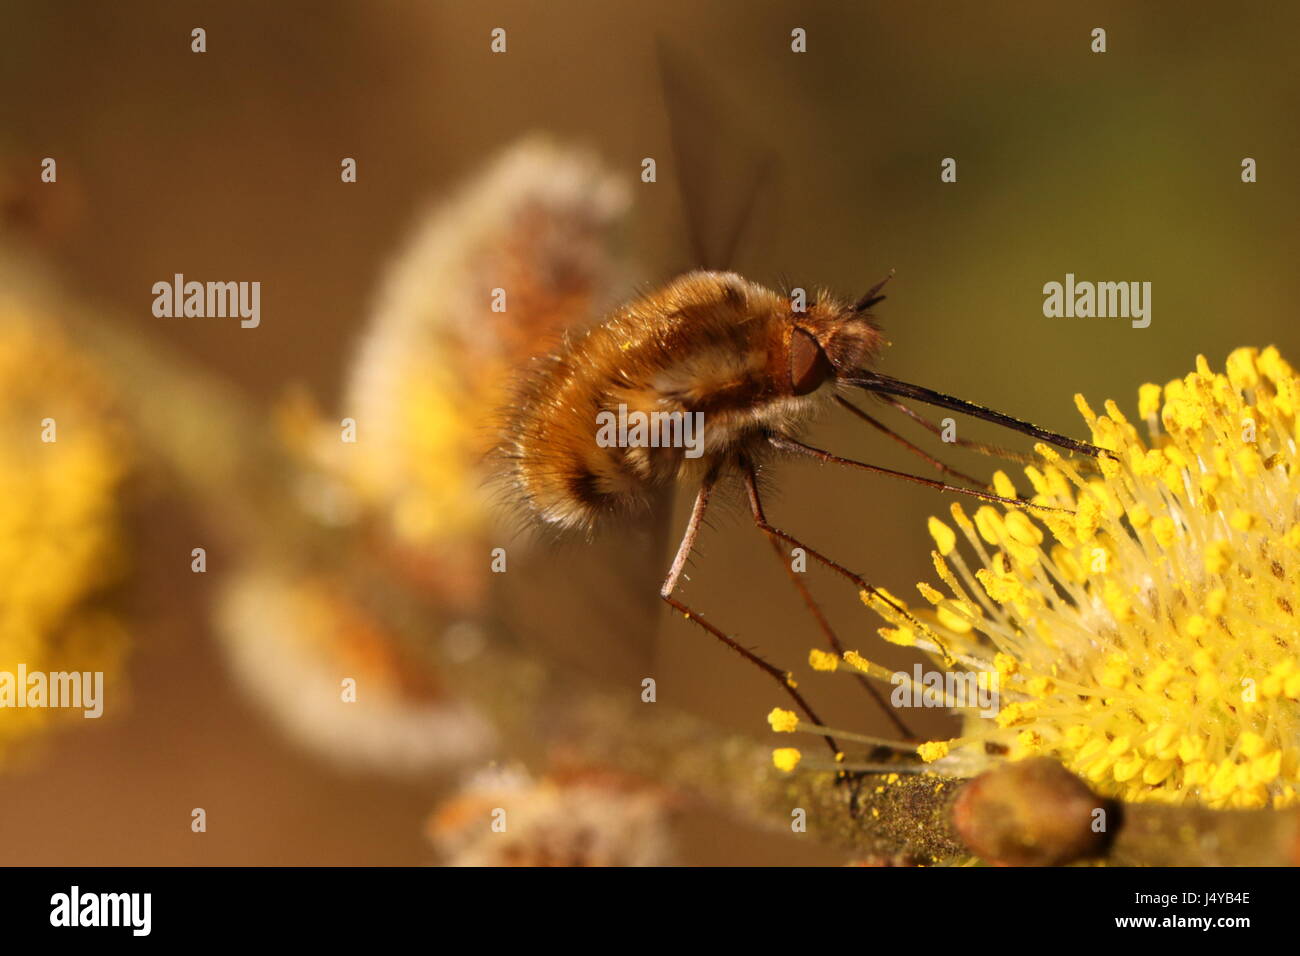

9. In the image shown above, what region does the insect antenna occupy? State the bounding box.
[843,369,1110,460]
[852,269,895,313]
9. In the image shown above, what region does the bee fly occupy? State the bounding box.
[498,42,1104,756]
[498,268,1105,753]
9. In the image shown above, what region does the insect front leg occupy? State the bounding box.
[739,461,953,666]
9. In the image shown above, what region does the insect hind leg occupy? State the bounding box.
[661,466,838,755]
[761,534,916,740]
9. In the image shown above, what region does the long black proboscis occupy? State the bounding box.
[844,369,1108,459]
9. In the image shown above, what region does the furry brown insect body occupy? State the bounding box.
[502,270,883,532]
[499,267,1102,751]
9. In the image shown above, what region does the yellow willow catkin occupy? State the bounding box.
[786,349,1300,811]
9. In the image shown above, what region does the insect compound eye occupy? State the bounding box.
[789,326,834,396]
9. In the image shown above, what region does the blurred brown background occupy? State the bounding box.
[1,0,1297,864]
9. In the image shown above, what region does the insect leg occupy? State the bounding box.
[875,394,1103,476]
[661,466,839,755]
[769,432,1071,516]
[873,395,1037,465]
[834,395,989,488]
[739,464,953,664]
[759,520,916,740]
